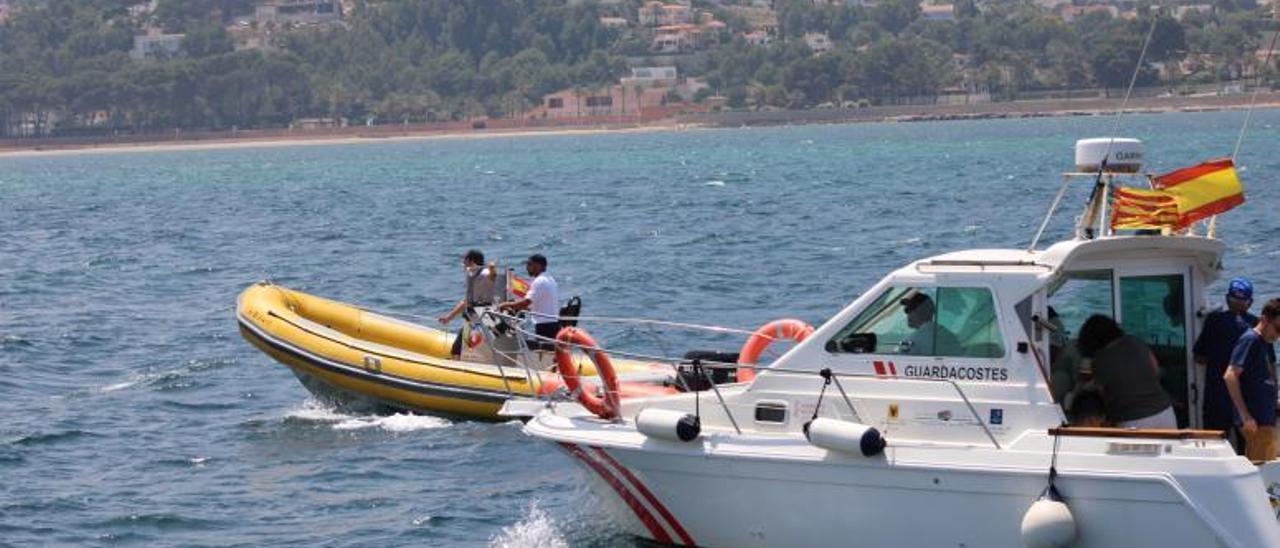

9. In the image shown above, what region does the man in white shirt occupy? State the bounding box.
[499,254,560,345]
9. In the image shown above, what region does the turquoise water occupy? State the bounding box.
[2,111,1278,546]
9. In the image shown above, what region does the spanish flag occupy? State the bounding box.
[1153,158,1245,227]
[1111,159,1245,230]
[508,274,530,298]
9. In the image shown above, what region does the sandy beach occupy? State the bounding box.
[3,92,1278,157]
[0,123,693,158]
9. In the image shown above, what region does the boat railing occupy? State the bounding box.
[480,310,1002,449]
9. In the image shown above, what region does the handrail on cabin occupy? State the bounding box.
[480,309,1004,450]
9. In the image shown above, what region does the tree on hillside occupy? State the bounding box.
[847,36,952,101]
[182,23,234,57]
[1089,33,1158,91]
[870,0,921,35]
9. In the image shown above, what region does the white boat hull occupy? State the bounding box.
[516,214,1280,547]
[536,421,1280,547]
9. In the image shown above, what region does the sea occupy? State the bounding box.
[2,110,1278,546]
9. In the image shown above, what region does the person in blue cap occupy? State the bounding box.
[1194,277,1257,449]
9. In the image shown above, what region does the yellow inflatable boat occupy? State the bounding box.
[236,282,676,419]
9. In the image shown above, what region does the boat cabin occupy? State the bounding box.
[766,235,1224,433]
[750,140,1232,443]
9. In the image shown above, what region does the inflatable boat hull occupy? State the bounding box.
[237,282,673,420]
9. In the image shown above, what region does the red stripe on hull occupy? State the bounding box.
[558,442,673,544]
[592,447,697,546]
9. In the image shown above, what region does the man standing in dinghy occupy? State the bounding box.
[438,249,497,358]
[499,254,560,347]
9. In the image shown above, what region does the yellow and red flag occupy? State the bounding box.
[1152,158,1244,227]
[1112,187,1181,230]
[1111,158,1245,230]
[508,274,530,298]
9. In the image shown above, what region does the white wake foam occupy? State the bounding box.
[331,413,451,432]
[284,401,348,422]
[100,380,140,393]
[99,370,168,393]
[285,401,451,432]
[490,501,567,548]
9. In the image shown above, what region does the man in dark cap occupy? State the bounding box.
[1195,277,1258,446]
[899,292,961,356]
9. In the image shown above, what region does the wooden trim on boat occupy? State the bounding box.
[1048,426,1226,440]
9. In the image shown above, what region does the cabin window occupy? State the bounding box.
[826,286,1005,358]
[1046,270,1114,347]
[1045,270,1114,401]
[754,401,788,423]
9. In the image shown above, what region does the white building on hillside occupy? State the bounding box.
[622,66,679,89]
[920,4,955,20]
[255,0,341,25]
[803,32,833,53]
[129,30,184,60]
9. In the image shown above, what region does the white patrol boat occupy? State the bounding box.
[505,138,1280,547]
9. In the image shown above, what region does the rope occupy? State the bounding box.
[692,359,702,421]
[1212,24,1280,237]
[1048,429,1063,494]
[1083,14,1160,239]
[358,303,771,340]
[1233,28,1280,162]
[810,368,833,422]
[1106,14,1160,139]
[527,312,763,337]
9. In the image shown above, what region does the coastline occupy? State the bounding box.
[0,123,692,158]
[2,92,1278,157]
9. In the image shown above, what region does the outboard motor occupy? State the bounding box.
[558,296,582,327]
[677,350,740,390]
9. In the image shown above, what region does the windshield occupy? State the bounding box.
[827,286,1005,358]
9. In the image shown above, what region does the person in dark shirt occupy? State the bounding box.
[438,249,496,359]
[1077,315,1175,428]
[1224,298,1280,463]
[1194,278,1257,441]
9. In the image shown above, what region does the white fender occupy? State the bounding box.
[804,418,886,457]
[636,408,701,442]
[1020,493,1076,548]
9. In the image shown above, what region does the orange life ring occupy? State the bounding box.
[737,319,815,383]
[554,326,622,420]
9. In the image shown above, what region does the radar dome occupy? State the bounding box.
[1075,138,1143,173]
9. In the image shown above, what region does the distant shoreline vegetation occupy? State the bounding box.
[0,0,1276,138]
